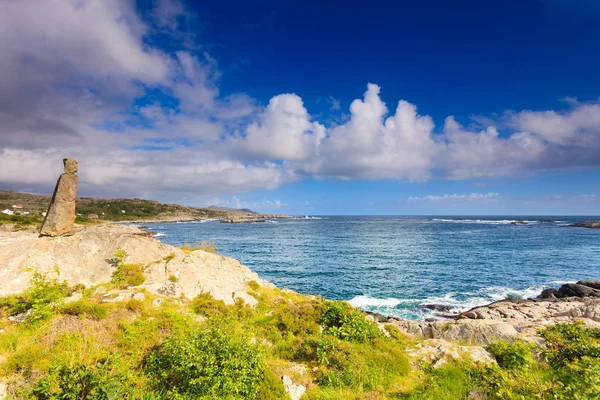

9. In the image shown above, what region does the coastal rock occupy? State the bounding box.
[406,339,495,368]
[0,224,273,306]
[577,280,600,290]
[420,304,453,312]
[392,319,519,345]
[102,290,145,303]
[556,283,600,298]
[569,221,600,229]
[39,158,78,237]
[537,288,557,299]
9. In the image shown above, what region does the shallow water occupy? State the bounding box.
[144,216,600,320]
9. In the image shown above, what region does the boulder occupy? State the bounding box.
[577,280,600,290]
[392,319,519,345]
[556,283,600,298]
[40,158,78,237]
[406,339,495,368]
[537,288,557,299]
[0,224,273,306]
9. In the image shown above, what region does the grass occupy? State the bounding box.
[2,272,600,399]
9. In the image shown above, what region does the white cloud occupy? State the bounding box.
[1,0,600,203]
[298,84,438,180]
[408,193,500,202]
[230,94,326,161]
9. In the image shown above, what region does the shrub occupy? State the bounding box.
[488,340,533,370]
[31,359,131,399]
[319,301,382,343]
[168,274,178,283]
[0,272,70,324]
[248,280,261,290]
[145,324,265,399]
[539,322,600,366]
[189,292,231,318]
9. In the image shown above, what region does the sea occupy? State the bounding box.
[144,216,600,320]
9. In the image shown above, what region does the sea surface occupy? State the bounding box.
[144,216,600,320]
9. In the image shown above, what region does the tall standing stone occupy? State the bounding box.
[39,158,78,237]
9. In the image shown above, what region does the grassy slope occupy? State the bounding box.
[0,190,254,223]
[1,266,600,399]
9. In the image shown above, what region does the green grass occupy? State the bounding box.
[2,273,600,399]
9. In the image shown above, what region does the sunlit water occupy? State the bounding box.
[143,216,600,320]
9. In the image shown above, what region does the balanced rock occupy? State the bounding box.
[39,158,78,237]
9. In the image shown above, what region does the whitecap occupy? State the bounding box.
[348,295,418,308]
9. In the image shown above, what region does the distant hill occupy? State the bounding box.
[0,190,264,222]
[207,205,258,214]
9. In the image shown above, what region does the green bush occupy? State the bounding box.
[189,292,231,318]
[488,340,533,370]
[32,359,131,399]
[540,322,600,366]
[110,249,146,287]
[145,324,265,399]
[319,301,382,343]
[0,272,70,324]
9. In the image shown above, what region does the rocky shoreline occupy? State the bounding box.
[2,221,599,347]
[367,280,600,346]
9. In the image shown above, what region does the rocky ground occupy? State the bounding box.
[0,223,272,305]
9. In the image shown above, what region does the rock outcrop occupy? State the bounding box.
[406,339,495,368]
[39,158,78,237]
[390,318,519,345]
[570,221,600,229]
[0,223,272,305]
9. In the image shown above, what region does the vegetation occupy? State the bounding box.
[180,241,218,254]
[110,249,146,288]
[1,271,600,399]
[0,189,256,224]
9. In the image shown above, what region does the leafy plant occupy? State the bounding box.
[488,340,533,370]
[145,323,265,399]
[111,249,145,287]
[319,301,382,343]
[32,358,131,400]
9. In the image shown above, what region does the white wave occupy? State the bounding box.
[348,295,418,308]
[420,285,545,314]
[432,218,538,225]
[153,233,165,237]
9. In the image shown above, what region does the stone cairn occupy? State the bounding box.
[39,158,78,237]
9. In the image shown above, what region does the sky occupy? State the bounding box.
[0,0,599,215]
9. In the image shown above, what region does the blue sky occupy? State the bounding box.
[0,0,599,215]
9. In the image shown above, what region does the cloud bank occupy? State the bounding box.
[0,0,599,203]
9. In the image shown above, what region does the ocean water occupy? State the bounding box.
[144,216,600,320]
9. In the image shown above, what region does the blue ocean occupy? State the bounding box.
[145,216,600,320]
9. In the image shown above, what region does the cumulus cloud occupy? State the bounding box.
[0,0,599,203]
[230,94,326,161]
[408,193,500,202]
[298,84,438,180]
